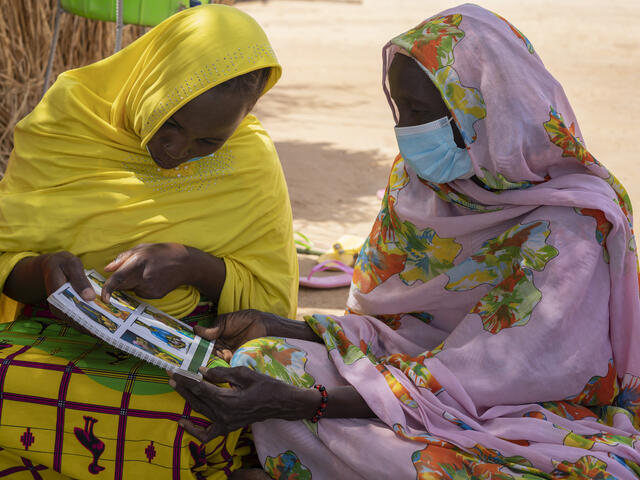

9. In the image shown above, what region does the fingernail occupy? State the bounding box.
[169,379,176,388]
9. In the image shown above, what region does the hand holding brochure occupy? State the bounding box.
[47,270,214,380]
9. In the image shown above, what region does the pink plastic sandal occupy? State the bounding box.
[299,260,354,289]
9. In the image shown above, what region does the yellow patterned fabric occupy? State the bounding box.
[0,315,249,479]
[0,4,297,319]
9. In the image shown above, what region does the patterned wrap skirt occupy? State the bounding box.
[0,304,252,480]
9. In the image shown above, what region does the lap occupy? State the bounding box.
[0,316,246,480]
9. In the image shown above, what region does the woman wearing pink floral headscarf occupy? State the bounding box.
[173,5,640,479]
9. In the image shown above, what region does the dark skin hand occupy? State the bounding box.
[4,252,96,305]
[100,243,225,305]
[171,309,375,442]
[3,82,256,309]
[388,53,465,147]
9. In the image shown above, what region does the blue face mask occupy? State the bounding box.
[394,116,473,184]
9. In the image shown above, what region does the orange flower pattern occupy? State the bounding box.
[354,157,462,295]
[565,359,619,407]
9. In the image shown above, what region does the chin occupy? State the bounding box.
[152,155,182,170]
[154,160,178,169]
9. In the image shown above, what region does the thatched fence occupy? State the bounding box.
[0,1,147,171]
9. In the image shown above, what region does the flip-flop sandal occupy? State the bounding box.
[299,260,354,289]
[316,234,364,268]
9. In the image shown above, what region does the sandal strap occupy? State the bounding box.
[307,260,354,279]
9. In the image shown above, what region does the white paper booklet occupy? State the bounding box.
[47,270,213,380]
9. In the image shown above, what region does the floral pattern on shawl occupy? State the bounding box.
[305,314,367,365]
[544,106,598,167]
[382,353,444,395]
[477,167,537,191]
[392,14,465,74]
[575,208,612,263]
[263,450,311,479]
[371,311,434,330]
[423,177,502,212]
[307,314,448,408]
[410,439,542,479]
[563,431,636,450]
[492,11,535,54]
[616,374,640,428]
[444,221,558,334]
[353,157,462,294]
[551,456,616,479]
[390,14,487,145]
[232,337,315,388]
[411,442,621,480]
[378,342,447,406]
[395,424,541,478]
[545,106,634,231]
[565,359,619,407]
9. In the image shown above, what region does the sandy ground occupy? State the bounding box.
[238,0,640,319]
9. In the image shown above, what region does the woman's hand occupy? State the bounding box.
[194,309,272,357]
[101,243,193,302]
[101,243,226,304]
[4,251,96,304]
[170,366,318,442]
[41,251,96,300]
[195,310,322,361]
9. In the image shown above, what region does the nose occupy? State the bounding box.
[163,134,190,160]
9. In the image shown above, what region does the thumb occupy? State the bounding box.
[193,324,223,341]
[199,366,248,388]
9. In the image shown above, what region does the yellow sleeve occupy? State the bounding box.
[214,115,299,319]
[218,251,298,319]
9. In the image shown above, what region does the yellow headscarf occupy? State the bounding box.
[0,5,297,319]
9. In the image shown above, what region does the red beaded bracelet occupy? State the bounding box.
[310,384,328,423]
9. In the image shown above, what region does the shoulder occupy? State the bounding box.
[233,114,275,150]
[225,114,280,169]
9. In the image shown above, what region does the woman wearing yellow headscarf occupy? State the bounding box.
[0,4,296,479]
